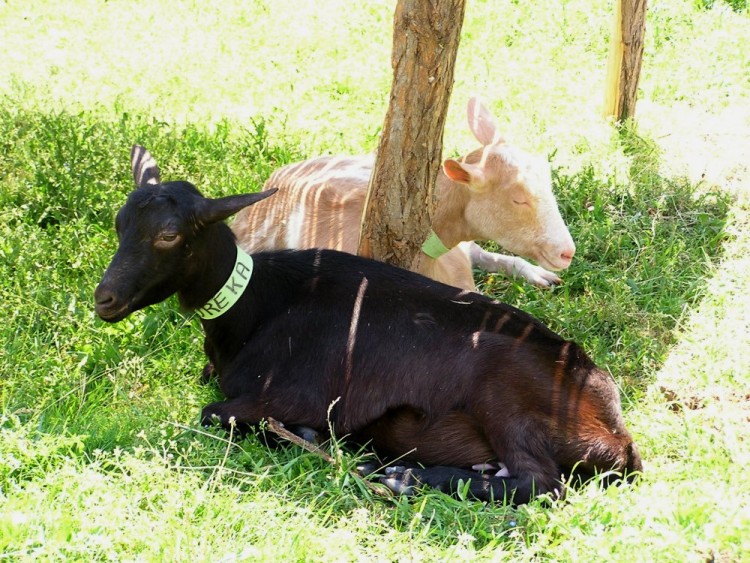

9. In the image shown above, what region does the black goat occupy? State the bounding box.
[94,146,642,504]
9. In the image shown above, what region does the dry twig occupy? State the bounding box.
[265,417,392,498]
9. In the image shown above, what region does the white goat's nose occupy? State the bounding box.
[561,245,576,262]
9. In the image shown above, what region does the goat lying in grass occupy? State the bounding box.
[94,146,641,504]
[231,97,576,291]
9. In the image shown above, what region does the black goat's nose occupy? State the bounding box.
[94,283,129,322]
[94,284,115,306]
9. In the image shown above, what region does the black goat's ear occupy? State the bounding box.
[196,188,278,225]
[131,145,162,188]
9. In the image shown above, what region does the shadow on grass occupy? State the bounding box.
[477,121,733,392]
[0,106,734,552]
[1,105,732,433]
[0,103,302,446]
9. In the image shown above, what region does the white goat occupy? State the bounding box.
[232,97,575,291]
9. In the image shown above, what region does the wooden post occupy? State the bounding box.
[357,0,466,269]
[604,0,647,121]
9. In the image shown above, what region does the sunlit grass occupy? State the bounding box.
[1,0,748,560]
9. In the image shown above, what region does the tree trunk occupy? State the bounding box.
[358,0,466,269]
[604,0,647,121]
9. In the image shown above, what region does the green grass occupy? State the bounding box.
[1,0,749,560]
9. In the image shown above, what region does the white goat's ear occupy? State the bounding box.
[131,145,161,188]
[443,159,485,190]
[467,96,505,146]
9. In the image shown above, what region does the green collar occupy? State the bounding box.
[196,246,254,319]
[421,230,451,259]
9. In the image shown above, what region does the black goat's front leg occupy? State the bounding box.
[201,395,323,444]
[381,465,561,505]
[200,362,217,384]
[201,395,275,431]
[201,338,218,384]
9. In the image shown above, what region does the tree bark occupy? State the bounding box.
[604,0,647,121]
[358,0,466,269]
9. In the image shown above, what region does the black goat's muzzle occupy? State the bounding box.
[94,282,131,323]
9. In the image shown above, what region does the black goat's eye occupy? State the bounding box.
[154,232,182,248]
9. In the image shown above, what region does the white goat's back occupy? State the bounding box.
[233,155,372,254]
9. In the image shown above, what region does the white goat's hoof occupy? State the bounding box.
[519,264,562,288]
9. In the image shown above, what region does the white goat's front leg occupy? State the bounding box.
[460,242,562,287]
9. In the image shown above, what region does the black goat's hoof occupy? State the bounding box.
[356,461,382,477]
[201,412,222,428]
[380,466,422,496]
[201,412,236,429]
[200,362,217,384]
[287,425,320,444]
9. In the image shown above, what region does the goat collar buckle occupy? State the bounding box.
[421,230,451,259]
[196,246,254,320]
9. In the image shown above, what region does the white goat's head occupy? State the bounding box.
[442,98,575,272]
